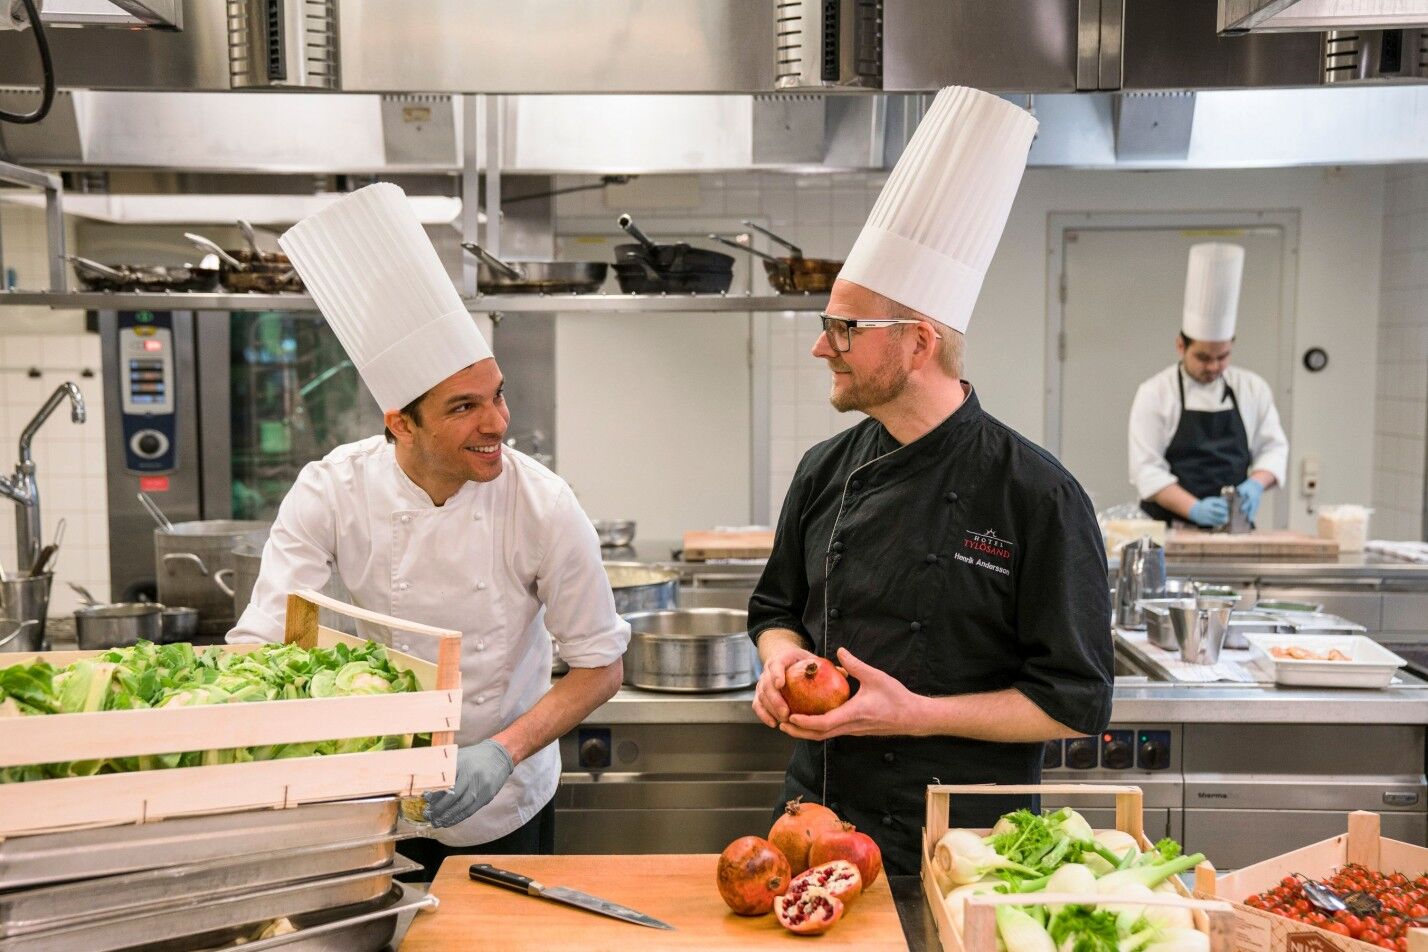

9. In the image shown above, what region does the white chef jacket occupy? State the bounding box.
[1128,363,1289,501]
[227,436,629,847]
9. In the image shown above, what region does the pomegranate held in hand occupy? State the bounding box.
[790,859,863,905]
[810,822,883,889]
[780,657,851,715]
[774,885,845,935]
[716,836,791,916]
[769,797,844,874]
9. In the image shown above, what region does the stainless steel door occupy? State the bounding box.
[1184,810,1428,870]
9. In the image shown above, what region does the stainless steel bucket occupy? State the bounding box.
[0,573,51,650]
[621,608,755,692]
[156,521,269,639]
[1169,600,1233,665]
[228,535,266,621]
[605,562,679,615]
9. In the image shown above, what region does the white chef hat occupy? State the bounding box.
[279,183,492,412]
[1181,242,1245,342]
[837,86,1038,333]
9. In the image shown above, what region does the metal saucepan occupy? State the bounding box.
[157,520,271,638]
[614,213,735,280]
[739,222,843,293]
[620,608,755,693]
[68,255,221,293]
[0,619,40,653]
[185,232,303,293]
[460,243,608,295]
[553,563,680,675]
[69,582,164,649]
[160,605,201,643]
[592,519,636,549]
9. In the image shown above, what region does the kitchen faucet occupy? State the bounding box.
[0,382,86,573]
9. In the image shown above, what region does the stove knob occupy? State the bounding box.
[1065,739,1098,770]
[1041,740,1063,770]
[1138,739,1170,771]
[1102,739,1133,770]
[578,736,611,770]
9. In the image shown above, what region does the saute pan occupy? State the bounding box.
[68,255,220,293]
[460,243,608,294]
[613,214,734,294]
[738,221,843,293]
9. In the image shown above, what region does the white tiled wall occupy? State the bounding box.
[1372,165,1428,540]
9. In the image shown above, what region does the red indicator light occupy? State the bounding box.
[1103,734,1113,742]
[142,339,163,352]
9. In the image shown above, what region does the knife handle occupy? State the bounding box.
[469,863,543,895]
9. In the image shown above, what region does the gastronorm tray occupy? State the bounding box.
[0,796,399,891]
[194,882,437,952]
[0,855,419,951]
[0,834,404,937]
[1245,633,1408,689]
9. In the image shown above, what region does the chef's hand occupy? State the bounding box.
[1235,478,1264,522]
[753,641,818,729]
[424,739,514,828]
[1187,496,1229,528]
[780,648,918,741]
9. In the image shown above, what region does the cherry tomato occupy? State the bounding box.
[1408,904,1426,918]
[1324,922,1352,936]
[1363,930,1383,945]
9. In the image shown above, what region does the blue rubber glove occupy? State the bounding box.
[1187,496,1230,528]
[1236,478,1264,523]
[424,739,514,828]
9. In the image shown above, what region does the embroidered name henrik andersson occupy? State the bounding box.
[956,529,1013,576]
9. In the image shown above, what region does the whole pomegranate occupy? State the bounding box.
[774,885,845,935]
[789,860,863,905]
[810,822,883,889]
[780,658,850,715]
[715,836,790,916]
[769,797,843,875]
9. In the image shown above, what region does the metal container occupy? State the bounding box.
[605,562,680,615]
[206,883,434,952]
[1114,536,1166,628]
[159,605,201,643]
[228,534,267,620]
[621,608,755,693]
[156,520,270,638]
[593,519,636,548]
[0,573,51,650]
[1168,600,1233,665]
[73,602,162,649]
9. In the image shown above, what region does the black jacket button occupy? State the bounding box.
[909,621,921,633]
[945,491,959,503]
[850,480,862,491]
[832,541,844,552]
[829,608,841,620]
[883,752,896,764]
[925,553,938,564]
[881,814,895,827]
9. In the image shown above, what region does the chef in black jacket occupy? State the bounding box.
[748,86,1114,877]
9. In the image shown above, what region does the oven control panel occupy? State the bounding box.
[1044,727,1174,772]
[117,311,177,473]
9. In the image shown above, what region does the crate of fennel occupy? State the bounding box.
[0,590,461,837]
[922,784,1236,952]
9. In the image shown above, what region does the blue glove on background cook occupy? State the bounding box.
[424,739,514,828]
[1235,478,1264,523]
[1188,496,1229,528]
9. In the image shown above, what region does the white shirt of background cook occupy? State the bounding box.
[1127,363,1290,501]
[228,436,629,847]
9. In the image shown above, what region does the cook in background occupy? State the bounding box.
[227,184,628,881]
[747,86,1114,877]
[1128,242,1288,528]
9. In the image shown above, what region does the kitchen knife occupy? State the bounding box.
[468,863,674,930]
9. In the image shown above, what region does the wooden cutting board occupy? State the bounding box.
[683,529,775,561]
[402,853,908,951]
[1166,529,1339,560]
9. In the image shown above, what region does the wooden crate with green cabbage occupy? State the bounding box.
[922,784,1236,952]
[0,590,460,837]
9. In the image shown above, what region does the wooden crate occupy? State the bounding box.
[0,590,461,837]
[1194,811,1428,952]
[923,784,1236,952]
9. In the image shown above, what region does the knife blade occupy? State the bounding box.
[468,863,674,930]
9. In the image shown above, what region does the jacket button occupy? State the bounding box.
[945,491,959,503]
[473,512,483,521]
[881,814,895,828]
[925,553,938,564]
[398,581,411,591]
[883,752,896,764]
[828,608,841,620]
[850,480,862,491]
[832,541,844,552]
[476,694,486,704]
[909,621,921,632]
[477,581,487,591]
[401,514,411,523]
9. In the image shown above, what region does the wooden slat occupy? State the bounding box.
[1346,810,1383,868]
[402,853,908,951]
[1166,529,1339,560]
[284,592,321,647]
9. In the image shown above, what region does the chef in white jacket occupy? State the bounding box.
[227,183,628,879]
[1128,242,1288,528]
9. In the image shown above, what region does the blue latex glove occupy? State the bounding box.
[1236,478,1264,523]
[1187,496,1230,528]
[424,739,514,828]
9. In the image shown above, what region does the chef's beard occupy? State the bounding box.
[828,358,910,413]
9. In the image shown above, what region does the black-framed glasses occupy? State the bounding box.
[818,313,940,353]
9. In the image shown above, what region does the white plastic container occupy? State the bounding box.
[1244,633,1407,689]
[1315,505,1372,552]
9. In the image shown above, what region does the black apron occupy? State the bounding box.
[1141,368,1253,525]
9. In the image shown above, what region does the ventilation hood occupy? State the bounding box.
[1220,0,1428,33]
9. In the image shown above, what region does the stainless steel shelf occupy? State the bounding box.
[0,291,829,313]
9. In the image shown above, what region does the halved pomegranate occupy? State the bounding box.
[790,859,863,905]
[769,797,844,874]
[716,835,790,916]
[774,884,845,935]
[810,822,883,889]
[780,658,851,715]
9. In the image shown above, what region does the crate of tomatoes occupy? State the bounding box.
[1194,811,1428,952]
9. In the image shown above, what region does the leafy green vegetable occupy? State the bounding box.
[1048,905,1123,952]
[0,638,427,783]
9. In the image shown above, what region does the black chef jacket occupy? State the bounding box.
[748,386,1113,876]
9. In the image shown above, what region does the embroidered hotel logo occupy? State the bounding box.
[963,529,1013,561]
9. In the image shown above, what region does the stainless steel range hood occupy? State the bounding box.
[1220,0,1428,33]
